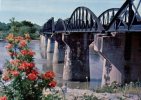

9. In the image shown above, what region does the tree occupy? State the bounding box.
[9,17,22,34]
[8,18,41,39]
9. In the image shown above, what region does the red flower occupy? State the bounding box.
[15,36,24,43]
[18,65,26,70]
[21,50,29,55]
[27,62,35,68]
[18,61,35,70]
[31,70,39,75]
[0,96,7,100]
[2,75,10,81]
[25,69,30,75]
[20,49,35,56]
[18,61,28,70]
[27,73,37,81]
[48,81,57,87]
[19,40,27,47]
[11,70,19,77]
[42,71,55,79]
[10,59,20,66]
[5,43,13,49]
[28,49,35,56]
[26,69,38,75]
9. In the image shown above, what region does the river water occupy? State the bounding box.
[0,40,103,89]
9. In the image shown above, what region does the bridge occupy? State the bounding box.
[40,0,141,85]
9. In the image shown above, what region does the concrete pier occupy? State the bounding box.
[46,52,53,70]
[94,33,125,85]
[52,34,65,78]
[40,35,43,57]
[53,40,65,64]
[46,36,55,69]
[46,38,54,53]
[40,35,47,58]
[63,33,93,82]
[63,45,71,80]
[126,33,141,82]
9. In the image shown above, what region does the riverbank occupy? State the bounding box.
[65,89,140,100]
[43,87,141,100]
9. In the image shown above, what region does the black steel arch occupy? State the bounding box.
[98,8,119,30]
[66,6,104,33]
[55,18,67,33]
[107,0,141,32]
[41,0,141,33]
[41,17,54,34]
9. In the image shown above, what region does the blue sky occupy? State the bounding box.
[0,0,125,26]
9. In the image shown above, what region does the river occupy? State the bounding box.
[0,40,103,89]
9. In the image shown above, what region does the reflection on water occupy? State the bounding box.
[0,40,103,89]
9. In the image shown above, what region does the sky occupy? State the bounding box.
[0,0,125,26]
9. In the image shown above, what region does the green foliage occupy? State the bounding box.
[9,17,22,35]
[30,32,40,40]
[42,88,62,100]
[42,94,62,100]
[21,20,34,27]
[96,86,114,93]
[0,22,10,31]
[117,96,125,100]
[96,81,119,93]
[0,34,56,100]
[0,17,41,40]
[83,93,99,100]
[121,82,141,95]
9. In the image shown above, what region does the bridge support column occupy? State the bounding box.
[52,34,65,77]
[53,37,65,64]
[40,35,47,58]
[47,38,54,53]
[63,33,92,82]
[40,35,42,45]
[46,36,55,69]
[94,34,125,86]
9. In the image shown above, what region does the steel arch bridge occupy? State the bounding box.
[41,0,141,34]
[98,8,120,30]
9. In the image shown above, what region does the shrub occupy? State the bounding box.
[0,33,56,100]
[96,81,119,93]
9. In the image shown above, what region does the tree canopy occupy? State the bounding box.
[0,18,41,39]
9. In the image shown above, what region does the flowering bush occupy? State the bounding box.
[0,33,56,100]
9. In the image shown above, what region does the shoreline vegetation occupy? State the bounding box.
[0,17,41,40]
[0,81,141,99]
[42,81,141,100]
[52,87,141,100]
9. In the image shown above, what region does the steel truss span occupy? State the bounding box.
[41,0,141,34]
[66,6,104,33]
